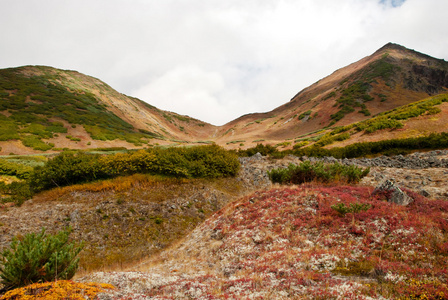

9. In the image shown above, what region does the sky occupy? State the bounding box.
[1,0,447,125]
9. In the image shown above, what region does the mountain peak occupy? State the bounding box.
[374,42,408,54]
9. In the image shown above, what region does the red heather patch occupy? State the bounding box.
[139,186,448,299]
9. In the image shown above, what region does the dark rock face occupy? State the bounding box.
[411,65,448,93]
[372,179,413,206]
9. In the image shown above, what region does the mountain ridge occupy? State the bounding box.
[1,42,448,155]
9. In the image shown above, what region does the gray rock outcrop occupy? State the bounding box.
[372,179,413,206]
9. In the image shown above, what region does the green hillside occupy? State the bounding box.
[0,66,157,151]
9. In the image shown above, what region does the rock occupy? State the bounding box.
[372,179,413,206]
[419,189,431,198]
[252,152,263,160]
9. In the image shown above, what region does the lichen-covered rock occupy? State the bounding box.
[372,179,413,206]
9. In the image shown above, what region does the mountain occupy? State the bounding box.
[0,66,216,155]
[214,42,448,148]
[1,43,448,155]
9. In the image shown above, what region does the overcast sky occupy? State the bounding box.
[1,0,447,125]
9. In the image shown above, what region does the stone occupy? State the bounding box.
[252,152,263,160]
[372,179,413,206]
[419,189,431,198]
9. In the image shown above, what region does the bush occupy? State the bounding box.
[293,140,310,149]
[314,132,350,147]
[29,145,240,192]
[21,136,53,151]
[356,118,403,133]
[237,143,279,157]
[292,132,448,159]
[298,110,312,120]
[268,161,370,185]
[0,228,83,291]
[29,152,101,191]
[0,159,33,179]
[2,181,33,206]
[331,202,371,216]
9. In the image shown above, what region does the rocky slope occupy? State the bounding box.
[79,153,448,299]
[67,152,447,299]
[1,150,448,298]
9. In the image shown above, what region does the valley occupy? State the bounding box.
[1,43,448,299]
[1,43,448,155]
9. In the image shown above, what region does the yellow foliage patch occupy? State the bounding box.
[36,173,188,202]
[0,280,114,300]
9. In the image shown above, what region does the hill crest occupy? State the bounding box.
[1,42,448,154]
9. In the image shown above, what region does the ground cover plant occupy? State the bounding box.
[0,227,83,291]
[240,130,448,160]
[0,280,114,300]
[120,186,448,299]
[268,161,370,184]
[293,131,448,158]
[354,93,448,134]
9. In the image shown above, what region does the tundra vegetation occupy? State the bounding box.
[268,161,370,184]
[238,131,448,159]
[121,186,448,299]
[0,67,160,148]
[0,144,239,205]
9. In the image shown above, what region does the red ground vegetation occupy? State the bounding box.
[133,185,448,299]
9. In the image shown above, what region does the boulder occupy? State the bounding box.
[372,179,413,206]
[419,189,431,198]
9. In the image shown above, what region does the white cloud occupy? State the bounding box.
[1,0,447,125]
[133,65,228,123]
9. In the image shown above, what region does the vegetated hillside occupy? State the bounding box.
[292,92,448,151]
[2,43,448,155]
[0,66,216,155]
[216,43,448,149]
[0,148,270,274]
[83,185,448,299]
[0,174,254,274]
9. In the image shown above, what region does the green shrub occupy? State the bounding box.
[21,136,53,151]
[293,141,310,149]
[1,181,33,206]
[19,124,53,139]
[331,202,371,216]
[237,143,279,157]
[298,110,312,120]
[275,141,291,148]
[0,119,20,141]
[66,135,81,142]
[0,159,33,179]
[291,132,448,159]
[356,118,403,133]
[0,227,83,291]
[268,161,370,184]
[29,145,240,192]
[314,132,350,147]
